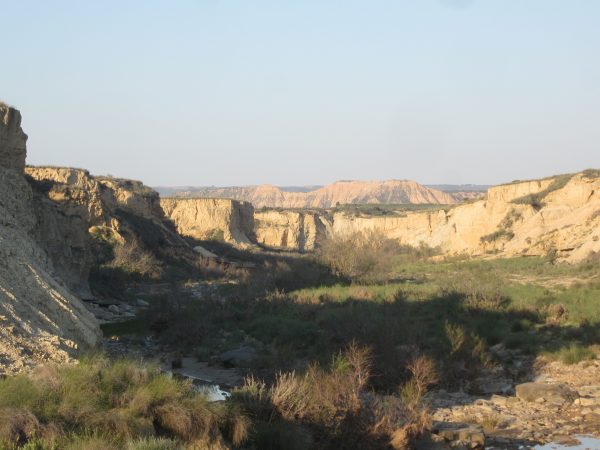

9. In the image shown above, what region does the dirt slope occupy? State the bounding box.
[0,104,100,374]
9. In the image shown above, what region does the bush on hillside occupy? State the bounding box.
[511,174,573,209]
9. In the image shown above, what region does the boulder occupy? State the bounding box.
[218,346,257,367]
[515,382,577,405]
[136,299,150,307]
[433,423,485,449]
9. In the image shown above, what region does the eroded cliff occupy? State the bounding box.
[162,171,600,260]
[26,167,195,292]
[330,173,600,262]
[254,210,331,251]
[0,104,100,374]
[160,197,255,247]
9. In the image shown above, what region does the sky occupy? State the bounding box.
[2,0,599,186]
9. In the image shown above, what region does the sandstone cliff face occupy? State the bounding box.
[25,168,167,226]
[163,179,457,209]
[330,174,600,262]
[254,210,331,251]
[160,198,255,247]
[154,172,599,260]
[486,178,555,203]
[26,167,192,288]
[0,104,27,171]
[0,105,100,374]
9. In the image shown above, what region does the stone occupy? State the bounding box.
[218,346,257,367]
[0,105,27,171]
[434,424,485,449]
[575,397,597,407]
[515,382,578,405]
[475,378,513,395]
[136,299,150,307]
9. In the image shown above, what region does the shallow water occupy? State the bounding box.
[534,436,600,449]
[165,369,231,401]
[194,383,231,402]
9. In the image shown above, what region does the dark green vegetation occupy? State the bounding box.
[7,230,600,449]
[256,203,450,219]
[329,203,451,217]
[109,233,600,390]
[142,253,598,387]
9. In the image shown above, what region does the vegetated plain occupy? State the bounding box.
[3,229,600,449]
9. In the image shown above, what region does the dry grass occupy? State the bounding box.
[111,238,163,279]
[390,356,438,448]
[259,342,370,426]
[0,356,248,449]
[231,344,433,448]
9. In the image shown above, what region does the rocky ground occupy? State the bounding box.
[428,353,600,449]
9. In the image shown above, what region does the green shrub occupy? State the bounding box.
[480,229,514,243]
[581,168,600,179]
[205,229,225,242]
[547,343,596,365]
[316,231,436,284]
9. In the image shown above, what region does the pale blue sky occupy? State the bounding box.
[2,1,599,186]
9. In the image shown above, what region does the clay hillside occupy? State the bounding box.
[158,179,459,208]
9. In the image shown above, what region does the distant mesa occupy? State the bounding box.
[154,180,481,209]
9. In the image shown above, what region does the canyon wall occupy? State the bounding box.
[330,174,600,262]
[26,167,195,289]
[161,172,600,261]
[0,105,100,374]
[160,197,255,247]
[254,210,331,251]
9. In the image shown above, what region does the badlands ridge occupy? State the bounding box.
[157,179,464,208]
[1,103,599,373]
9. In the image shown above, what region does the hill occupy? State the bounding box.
[158,179,457,208]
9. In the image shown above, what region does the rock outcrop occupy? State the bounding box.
[330,172,600,262]
[254,210,331,251]
[25,167,195,290]
[162,179,458,209]
[0,104,100,374]
[0,104,27,171]
[160,198,255,247]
